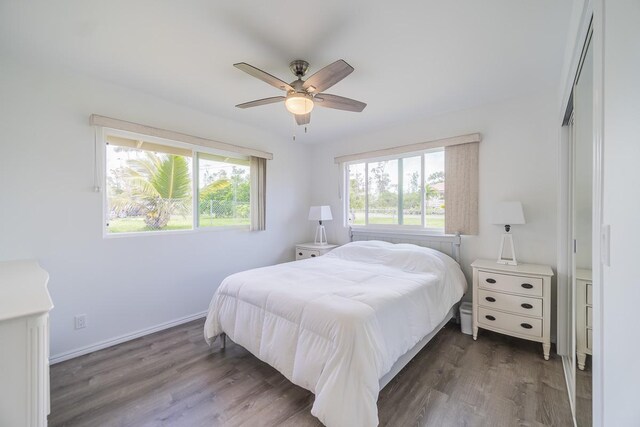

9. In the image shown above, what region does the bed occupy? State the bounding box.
[203,229,466,427]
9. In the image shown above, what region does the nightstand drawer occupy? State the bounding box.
[478,271,543,297]
[587,328,592,350]
[586,306,593,328]
[478,289,543,317]
[296,248,320,260]
[586,282,593,305]
[477,307,543,338]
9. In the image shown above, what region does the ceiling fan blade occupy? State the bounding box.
[295,113,311,125]
[234,63,294,92]
[314,93,366,112]
[235,96,285,109]
[303,60,354,93]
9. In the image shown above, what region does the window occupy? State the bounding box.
[104,131,251,234]
[346,148,445,230]
[338,133,479,235]
[197,154,250,228]
[424,150,445,228]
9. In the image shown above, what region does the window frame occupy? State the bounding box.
[343,147,445,234]
[101,127,251,238]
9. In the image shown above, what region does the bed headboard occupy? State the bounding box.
[349,227,461,263]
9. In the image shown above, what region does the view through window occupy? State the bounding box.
[105,133,250,234]
[347,149,444,229]
[198,154,250,228]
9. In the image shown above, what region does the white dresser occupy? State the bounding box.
[471,259,554,360]
[295,243,339,260]
[576,268,592,370]
[0,260,53,427]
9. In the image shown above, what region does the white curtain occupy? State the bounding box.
[444,142,479,235]
[250,156,267,231]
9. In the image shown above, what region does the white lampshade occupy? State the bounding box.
[492,201,525,225]
[308,206,333,222]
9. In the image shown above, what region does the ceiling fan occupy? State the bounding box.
[233,59,366,126]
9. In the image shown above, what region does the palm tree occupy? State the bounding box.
[117,152,192,229]
[425,183,440,201]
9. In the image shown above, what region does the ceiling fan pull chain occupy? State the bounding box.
[292,115,297,141]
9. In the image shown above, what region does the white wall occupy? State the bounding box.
[600,0,640,424]
[309,91,559,310]
[0,56,312,359]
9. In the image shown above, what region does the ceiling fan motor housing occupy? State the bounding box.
[289,60,309,78]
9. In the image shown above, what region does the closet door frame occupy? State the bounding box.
[590,1,604,425]
[557,1,604,424]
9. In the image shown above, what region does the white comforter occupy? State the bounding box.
[204,240,467,427]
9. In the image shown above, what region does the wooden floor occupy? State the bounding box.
[50,319,574,427]
[576,360,593,426]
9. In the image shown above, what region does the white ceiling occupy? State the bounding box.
[0,0,572,143]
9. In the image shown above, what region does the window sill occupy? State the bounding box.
[347,225,447,236]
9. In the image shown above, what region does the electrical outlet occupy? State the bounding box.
[75,314,87,330]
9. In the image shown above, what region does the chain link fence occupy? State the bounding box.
[200,200,250,219]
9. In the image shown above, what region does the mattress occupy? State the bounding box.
[204,240,467,427]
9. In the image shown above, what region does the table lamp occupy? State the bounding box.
[308,206,333,245]
[492,201,526,265]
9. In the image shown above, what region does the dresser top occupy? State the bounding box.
[576,268,592,281]
[0,260,53,322]
[471,259,554,277]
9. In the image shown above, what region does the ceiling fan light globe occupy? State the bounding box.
[285,93,314,115]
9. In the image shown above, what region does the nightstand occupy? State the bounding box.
[295,243,339,260]
[471,259,554,360]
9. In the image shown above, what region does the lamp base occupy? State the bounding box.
[314,225,328,245]
[497,233,518,266]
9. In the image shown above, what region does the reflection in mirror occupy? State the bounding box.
[573,32,593,426]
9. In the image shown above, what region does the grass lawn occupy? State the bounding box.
[352,214,444,229]
[107,215,249,233]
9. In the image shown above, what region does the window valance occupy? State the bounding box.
[334,133,480,164]
[90,114,273,160]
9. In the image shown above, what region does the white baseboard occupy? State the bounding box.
[49,310,207,365]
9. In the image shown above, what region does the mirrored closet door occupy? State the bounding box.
[567,26,593,426]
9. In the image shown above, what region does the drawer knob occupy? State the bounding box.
[298,252,303,256]
[485,296,496,302]
[486,278,497,284]
[520,323,533,329]
[485,315,496,321]
[521,303,533,309]
[521,283,533,289]
[311,254,316,257]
